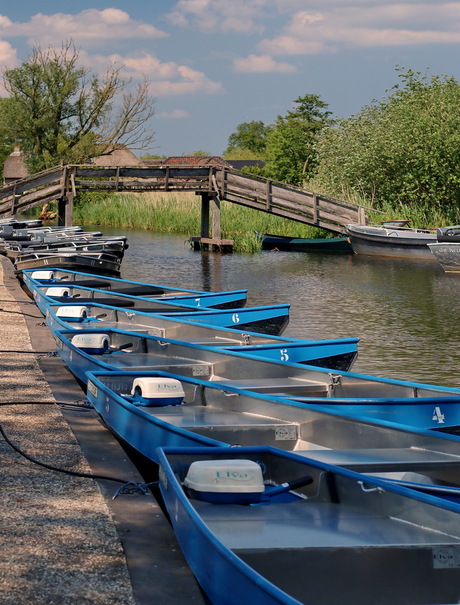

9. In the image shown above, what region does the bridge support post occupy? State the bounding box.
[57,195,73,227]
[211,194,221,239]
[189,192,233,252]
[200,192,210,237]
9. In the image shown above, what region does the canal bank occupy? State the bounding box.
[0,255,204,604]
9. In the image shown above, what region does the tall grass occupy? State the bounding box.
[74,192,331,252]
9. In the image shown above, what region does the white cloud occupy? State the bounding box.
[233,54,296,73]
[0,40,17,93]
[0,39,17,67]
[259,3,460,55]
[0,9,167,47]
[96,52,223,96]
[166,0,268,34]
[158,109,190,118]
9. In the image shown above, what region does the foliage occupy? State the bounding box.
[73,191,326,252]
[1,41,156,173]
[311,68,460,215]
[140,153,167,160]
[224,121,270,156]
[222,147,262,161]
[263,94,333,186]
[0,99,14,180]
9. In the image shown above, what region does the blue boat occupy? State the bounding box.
[54,327,460,431]
[44,300,291,336]
[290,397,459,431]
[85,370,460,488]
[22,268,248,311]
[53,328,359,377]
[157,445,460,605]
[45,303,357,371]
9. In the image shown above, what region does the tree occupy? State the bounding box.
[224,121,270,156]
[0,99,15,179]
[2,42,156,173]
[263,94,333,186]
[312,68,460,215]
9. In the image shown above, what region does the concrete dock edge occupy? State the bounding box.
[0,255,205,604]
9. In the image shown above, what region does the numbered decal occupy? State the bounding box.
[280,348,289,362]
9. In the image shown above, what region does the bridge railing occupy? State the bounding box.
[0,166,66,217]
[0,163,368,231]
[214,168,366,232]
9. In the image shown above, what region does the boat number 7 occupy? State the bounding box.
[280,348,289,362]
[194,298,201,307]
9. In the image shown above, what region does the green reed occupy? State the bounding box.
[74,192,329,253]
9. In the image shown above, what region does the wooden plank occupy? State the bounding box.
[211,195,221,239]
[222,193,344,233]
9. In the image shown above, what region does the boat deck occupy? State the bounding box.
[145,406,299,447]
[195,499,460,549]
[297,446,460,472]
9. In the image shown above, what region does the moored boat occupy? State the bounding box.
[345,223,438,260]
[54,327,357,374]
[428,241,460,272]
[55,327,460,432]
[85,369,460,487]
[45,300,290,336]
[45,303,358,371]
[22,268,248,311]
[14,251,122,277]
[157,445,460,605]
[256,232,353,254]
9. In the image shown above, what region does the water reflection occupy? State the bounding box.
[94,225,460,388]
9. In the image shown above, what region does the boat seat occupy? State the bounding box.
[146,406,300,448]
[215,379,329,397]
[128,307,201,314]
[103,356,213,378]
[112,285,167,295]
[295,447,460,472]
[50,280,109,288]
[54,297,136,308]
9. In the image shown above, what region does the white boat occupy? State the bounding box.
[345,223,438,261]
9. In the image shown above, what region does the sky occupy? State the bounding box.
[1,1,460,158]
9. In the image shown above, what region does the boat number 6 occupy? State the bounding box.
[280,349,289,362]
[232,313,240,323]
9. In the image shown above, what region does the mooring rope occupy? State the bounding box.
[0,400,156,498]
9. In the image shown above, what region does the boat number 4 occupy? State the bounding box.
[432,406,445,424]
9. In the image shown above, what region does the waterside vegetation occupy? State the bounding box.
[73,192,329,253]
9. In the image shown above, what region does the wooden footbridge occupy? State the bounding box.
[0,164,368,246]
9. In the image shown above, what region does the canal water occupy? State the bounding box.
[97,225,460,389]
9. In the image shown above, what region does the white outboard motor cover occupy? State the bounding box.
[184,460,265,504]
[56,306,89,322]
[131,377,185,406]
[45,286,71,298]
[31,270,55,280]
[71,333,109,354]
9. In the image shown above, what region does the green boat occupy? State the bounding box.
[256,232,352,254]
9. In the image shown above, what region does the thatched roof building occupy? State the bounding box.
[3,145,29,184]
[89,146,140,166]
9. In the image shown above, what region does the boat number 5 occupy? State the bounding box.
[280,349,289,362]
[232,313,240,323]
